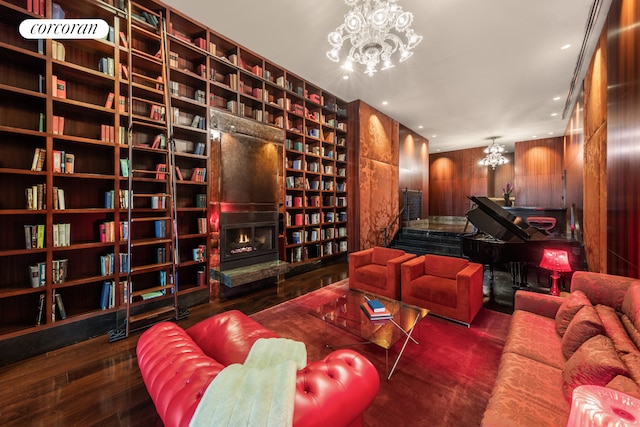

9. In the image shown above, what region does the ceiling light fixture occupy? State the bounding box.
[478,136,509,170]
[326,0,423,77]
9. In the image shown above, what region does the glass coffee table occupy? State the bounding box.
[311,289,429,380]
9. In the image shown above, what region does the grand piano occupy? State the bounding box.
[462,196,587,289]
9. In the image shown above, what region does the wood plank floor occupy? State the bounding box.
[0,262,349,427]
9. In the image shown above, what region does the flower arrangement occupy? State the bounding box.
[503,182,514,197]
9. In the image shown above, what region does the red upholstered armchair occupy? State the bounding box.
[349,246,417,300]
[401,254,484,326]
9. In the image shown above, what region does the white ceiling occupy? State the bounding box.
[161,0,596,154]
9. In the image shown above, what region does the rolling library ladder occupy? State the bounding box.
[109,5,186,341]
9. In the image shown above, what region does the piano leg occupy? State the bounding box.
[510,262,531,290]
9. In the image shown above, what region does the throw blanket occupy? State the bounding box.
[189,338,307,427]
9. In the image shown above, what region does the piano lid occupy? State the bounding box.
[466,196,548,243]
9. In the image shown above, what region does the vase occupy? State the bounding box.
[503,196,512,207]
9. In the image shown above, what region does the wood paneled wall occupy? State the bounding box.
[399,125,429,217]
[429,147,488,216]
[605,0,640,277]
[514,137,565,208]
[347,100,400,251]
[583,31,608,273]
[564,95,585,242]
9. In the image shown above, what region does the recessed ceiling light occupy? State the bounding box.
[342,75,349,80]
[382,101,388,105]
[561,44,571,50]
[553,96,561,101]
[432,135,437,138]
[548,132,554,135]
[418,125,423,129]
[532,135,537,138]
[550,113,558,117]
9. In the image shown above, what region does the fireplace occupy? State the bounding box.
[220,211,278,270]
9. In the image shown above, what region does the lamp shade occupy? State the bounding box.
[539,248,572,272]
[567,385,640,426]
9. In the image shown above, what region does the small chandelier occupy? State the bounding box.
[326,0,423,77]
[479,137,509,170]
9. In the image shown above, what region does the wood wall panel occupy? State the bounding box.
[583,30,608,273]
[429,147,487,216]
[605,0,640,277]
[348,101,400,251]
[564,96,584,242]
[514,137,565,208]
[399,125,429,216]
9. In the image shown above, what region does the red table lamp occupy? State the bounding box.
[539,248,572,296]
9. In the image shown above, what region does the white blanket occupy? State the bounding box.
[189,337,307,427]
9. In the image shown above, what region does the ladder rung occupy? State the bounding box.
[129,306,175,324]
[130,216,171,222]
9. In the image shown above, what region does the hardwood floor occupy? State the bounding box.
[0,258,526,427]
[0,262,350,427]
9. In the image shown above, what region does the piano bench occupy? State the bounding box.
[526,216,556,231]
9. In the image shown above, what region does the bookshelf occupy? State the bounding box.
[0,0,347,359]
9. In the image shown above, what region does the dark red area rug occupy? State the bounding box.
[250,279,511,427]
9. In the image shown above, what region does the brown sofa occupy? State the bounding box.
[482,271,640,426]
[401,254,484,326]
[349,247,416,300]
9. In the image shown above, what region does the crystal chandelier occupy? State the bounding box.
[479,137,509,170]
[326,0,423,77]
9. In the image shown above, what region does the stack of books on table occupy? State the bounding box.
[361,298,393,320]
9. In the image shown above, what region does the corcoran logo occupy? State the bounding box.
[19,19,109,39]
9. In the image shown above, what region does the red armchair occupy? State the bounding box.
[349,246,417,300]
[401,254,484,326]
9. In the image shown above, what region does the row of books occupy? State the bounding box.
[29,259,68,288]
[288,241,347,262]
[192,245,206,262]
[36,291,66,325]
[100,280,129,310]
[100,253,130,276]
[104,189,130,209]
[99,221,128,243]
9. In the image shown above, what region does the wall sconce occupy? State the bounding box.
[538,248,572,296]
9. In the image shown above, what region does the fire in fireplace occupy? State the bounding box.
[220,212,278,269]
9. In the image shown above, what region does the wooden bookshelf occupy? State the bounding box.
[0,0,347,360]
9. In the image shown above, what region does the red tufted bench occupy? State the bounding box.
[136,310,380,427]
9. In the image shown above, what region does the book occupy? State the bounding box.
[36,294,45,325]
[367,299,386,313]
[64,153,74,173]
[105,92,114,108]
[54,292,66,320]
[361,302,393,320]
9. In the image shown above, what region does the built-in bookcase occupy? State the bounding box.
[0,0,347,358]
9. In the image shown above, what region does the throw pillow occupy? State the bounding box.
[562,304,605,360]
[595,304,638,355]
[562,335,629,402]
[621,352,640,385]
[555,290,592,337]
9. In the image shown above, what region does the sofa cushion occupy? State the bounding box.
[481,352,569,427]
[354,264,388,289]
[595,304,638,355]
[424,254,469,280]
[555,290,592,337]
[621,315,640,349]
[371,247,404,265]
[504,310,565,369]
[408,275,457,308]
[562,305,606,359]
[621,352,640,385]
[562,335,629,402]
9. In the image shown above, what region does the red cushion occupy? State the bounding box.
[410,275,457,308]
[595,304,638,355]
[354,264,388,289]
[424,254,469,280]
[371,247,404,265]
[562,335,629,402]
[555,290,592,337]
[562,305,605,359]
